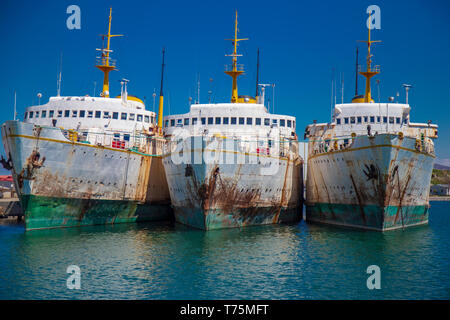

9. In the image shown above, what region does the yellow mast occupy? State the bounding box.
[95,8,123,98]
[224,11,248,103]
[357,19,380,103]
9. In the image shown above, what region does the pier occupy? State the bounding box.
[0,198,23,220]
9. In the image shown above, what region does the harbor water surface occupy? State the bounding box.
[0,202,448,300]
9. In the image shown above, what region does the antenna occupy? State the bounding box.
[197,73,200,104]
[208,78,213,103]
[357,17,381,103]
[376,79,381,103]
[119,78,129,104]
[152,89,156,112]
[93,81,97,97]
[95,7,123,98]
[13,91,17,121]
[57,53,63,96]
[355,47,359,96]
[341,72,344,104]
[330,70,334,122]
[224,11,248,103]
[157,47,165,133]
[255,48,260,98]
[272,83,276,113]
[37,93,42,105]
[402,84,412,104]
[258,83,270,105]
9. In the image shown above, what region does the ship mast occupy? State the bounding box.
[224,11,248,103]
[358,20,380,103]
[95,8,123,98]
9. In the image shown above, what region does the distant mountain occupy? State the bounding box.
[434,158,450,170]
[434,163,450,170]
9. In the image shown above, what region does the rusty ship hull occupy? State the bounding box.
[306,133,435,231]
[1,120,172,230]
[163,136,303,230]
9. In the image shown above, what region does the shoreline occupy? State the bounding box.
[430,196,450,201]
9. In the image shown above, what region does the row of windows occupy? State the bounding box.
[165,117,295,129]
[25,110,155,124]
[336,116,406,125]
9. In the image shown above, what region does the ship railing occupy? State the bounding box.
[358,64,380,73]
[164,134,297,158]
[224,64,245,72]
[95,57,117,67]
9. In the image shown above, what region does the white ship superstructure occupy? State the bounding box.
[162,12,303,230]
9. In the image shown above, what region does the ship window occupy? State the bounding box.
[344,117,349,124]
[231,117,237,125]
[129,113,135,121]
[350,117,355,124]
[201,117,206,125]
[357,116,362,123]
[377,116,380,123]
[256,118,261,125]
[293,120,295,129]
[336,118,341,125]
[170,119,175,126]
[215,117,221,124]
[396,117,400,124]
[72,110,77,117]
[95,111,101,118]
[404,118,408,124]
[49,110,54,118]
[124,134,130,141]
[239,117,245,125]
[364,116,368,123]
[41,110,47,118]
[145,115,150,123]
[287,120,292,127]
[65,110,70,117]
[280,119,286,127]
[79,110,85,118]
[165,120,169,127]
[113,133,120,140]
[177,118,182,124]
[24,112,27,119]
[137,115,143,122]
[370,116,375,123]
[272,119,278,125]
[121,113,127,120]
[58,110,63,118]
[103,111,110,119]
[383,116,387,123]
[184,118,189,125]
[389,117,394,124]
[29,111,34,119]
[223,117,229,124]
[208,117,213,125]
[192,118,198,125]
[113,112,119,120]
[264,118,270,126]
[247,117,252,125]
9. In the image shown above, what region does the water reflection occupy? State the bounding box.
[0,202,448,299]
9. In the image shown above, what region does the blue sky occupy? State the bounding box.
[1,0,449,163]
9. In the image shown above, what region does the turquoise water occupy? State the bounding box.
[0,202,448,300]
